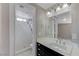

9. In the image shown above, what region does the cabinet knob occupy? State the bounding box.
[38,54,41,56]
[38,48,40,50]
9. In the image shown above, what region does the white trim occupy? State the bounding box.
[9,3,15,56]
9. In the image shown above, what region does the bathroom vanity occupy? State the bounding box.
[37,42,63,56]
[37,38,79,56]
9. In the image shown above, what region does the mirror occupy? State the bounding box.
[37,3,73,56]
[55,12,72,40]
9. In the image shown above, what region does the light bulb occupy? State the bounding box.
[47,11,51,15]
[56,6,61,11]
[62,4,68,8]
[46,11,52,17]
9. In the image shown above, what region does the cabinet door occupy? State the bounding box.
[37,42,63,56]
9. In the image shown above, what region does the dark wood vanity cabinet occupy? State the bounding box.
[36,42,63,56]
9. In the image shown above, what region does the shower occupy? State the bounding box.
[15,3,36,56]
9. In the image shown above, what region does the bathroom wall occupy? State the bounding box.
[71,4,79,43]
[0,3,9,55]
[36,7,48,37]
[58,23,72,39]
[35,5,54,38]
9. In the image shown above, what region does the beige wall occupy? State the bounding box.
[71,4,79,44]
[0,3,9,55]
[58,23,72,39]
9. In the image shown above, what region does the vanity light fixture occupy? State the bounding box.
[62,4,68,8]
[47,11,51,15]
[46,11,52,17]
[56,6,61,11]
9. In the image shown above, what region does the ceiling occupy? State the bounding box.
[36,3,55,10]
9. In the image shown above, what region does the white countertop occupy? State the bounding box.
[37,37,79,56]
